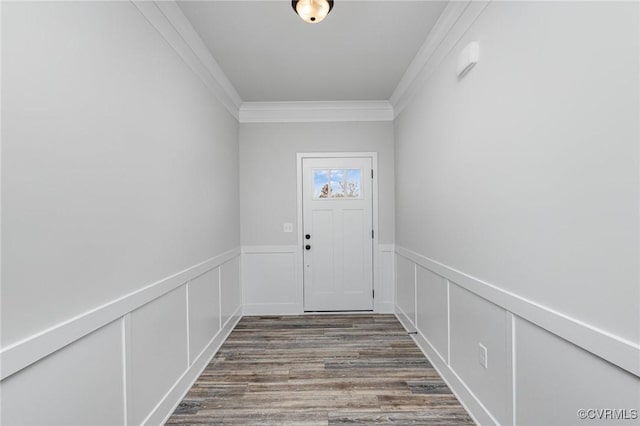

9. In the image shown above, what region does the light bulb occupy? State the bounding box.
[293,0,333,24]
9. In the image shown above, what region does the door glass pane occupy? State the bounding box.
[330,169,345,197]
[313,169,329,198]
[345,169,361,198]
[313,168,361,199]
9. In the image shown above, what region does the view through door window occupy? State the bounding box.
[313,169,361,199]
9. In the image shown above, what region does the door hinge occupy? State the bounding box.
[372,229,374,239]
[373,289,375,299]
[371,169,374,179]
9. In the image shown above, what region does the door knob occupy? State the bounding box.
[305,245,311,250]
[305,234,311,240]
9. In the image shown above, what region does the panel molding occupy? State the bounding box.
[242,245,298,254]
[378,244,395,253]
[243,303,302,316]
[131,0,242,120]
[0,248,241,380]
[395,246,640,378]
[394,304,416,334]
[239,101,394,123]
[375,244,394,313]
[241,243,394,315]
[242,247,301,314]
[390,0,490,118]
[146,305,242,426]
[395,309,497,425]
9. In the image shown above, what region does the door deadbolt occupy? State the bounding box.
[305,234,311,240]
[305,245,311,250]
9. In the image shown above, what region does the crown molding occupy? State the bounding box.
[390,0,490,118]
[131,0,490,123]
[131,0,243,120]
[239,101,394,123]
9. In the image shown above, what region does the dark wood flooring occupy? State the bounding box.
[167,314,473,425]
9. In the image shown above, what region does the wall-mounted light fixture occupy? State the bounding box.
[292,0,334,24]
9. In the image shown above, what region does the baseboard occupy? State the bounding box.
[394,304,416,333]
[242,302,302,316]
[148,306,242,426]
[241,243,396,317]
[374,301,395,313]
[395,309,496,425]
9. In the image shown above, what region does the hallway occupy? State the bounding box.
[2,1,639,425]
[167,315,473,425]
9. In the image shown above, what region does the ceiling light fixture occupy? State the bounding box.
[292,0,333,24]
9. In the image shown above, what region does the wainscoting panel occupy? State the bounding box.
[449,284,509,425]
[0,249,242,426]
[242,245,396,315]
[515,318,640,426]
[376,244,396,313]
[0,321,125,426]
[415,266,449,363]
[148,303,242,426]
[187,269,221,365]
[128,286,189,425]
[395,247,640,425]
[220,256,241,328]
[395,253,416,327]
[242,246,301,315]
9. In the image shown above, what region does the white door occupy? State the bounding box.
[302,157,373,311]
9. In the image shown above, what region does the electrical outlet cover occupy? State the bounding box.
[478,343,488,368]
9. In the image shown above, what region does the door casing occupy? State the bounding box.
[296,152,380,313]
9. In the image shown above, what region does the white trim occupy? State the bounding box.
[218,267,223,332]
[390,0,469,112]
[374,302,394,314]
[510,312,517,426]
[242,245,298,254]
[303,310,383,316]
[446,280,451,366]
[147,306,242,426]
[395,310,498,426]
[131,0,242,120]
[378,244,395,253]
[394,304,416,334]
[185,283,191,366]
[296,152,380,314]
[123,313,134,426]
[395,245,640,378]
[390,1,490,118]
[243,303,302,316]
[413,263,418,331]
[239,249,246,316]
[505,311,515,425]
[377,244,395,313]
[0,248,241,380]
[121,316,130,426]
[239,101,394,123]
[240,244,394,315]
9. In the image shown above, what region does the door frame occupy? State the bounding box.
[296,152,380,312]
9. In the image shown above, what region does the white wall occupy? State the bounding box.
[239,121,395,314]
[394,1,640,424]
[240,121,395,245]
[1,2,242,425]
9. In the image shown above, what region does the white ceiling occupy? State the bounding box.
[178,1,448,102]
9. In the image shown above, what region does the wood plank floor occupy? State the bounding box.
[167,314,473,425]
